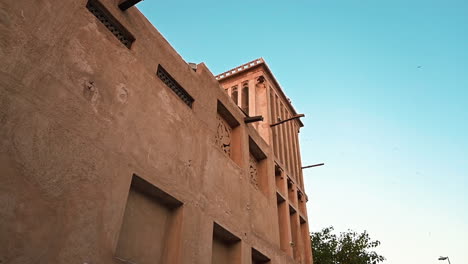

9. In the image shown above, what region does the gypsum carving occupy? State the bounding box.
[215,115,232,156]
[249,154,259,189]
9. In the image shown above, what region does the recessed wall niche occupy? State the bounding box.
[252,248,271,264]
[289,206,299,261]
[212,222,241,264]
[275,163,286,195]
[300,218,311,263]
[215,100,242,166]
[249,137,268,195]
[276,193,290,255]
[287,177,296,204]
[115,174,183,264]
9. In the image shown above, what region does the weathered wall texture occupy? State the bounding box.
[0,0,313,263]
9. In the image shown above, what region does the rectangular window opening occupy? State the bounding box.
[157,65,194,107]
[212,222,241,264]
[86,0,135,48]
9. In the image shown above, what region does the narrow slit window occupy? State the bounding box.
[86,0,135,48]
[231,86,238,106]
[156,65,194,107]
[241,82,249,114]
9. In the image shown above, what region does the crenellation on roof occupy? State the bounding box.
[215,58,264,80]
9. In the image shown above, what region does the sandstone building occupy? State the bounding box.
[0,0,313,263]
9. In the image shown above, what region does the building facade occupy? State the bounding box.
[0,0,313,263]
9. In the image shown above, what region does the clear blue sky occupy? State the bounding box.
[138,1,468,263]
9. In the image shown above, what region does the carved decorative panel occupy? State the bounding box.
[249,154,259,189]
[215,114,232,156]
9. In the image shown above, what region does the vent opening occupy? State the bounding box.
[86,0,135,48]
[157,65,194,107]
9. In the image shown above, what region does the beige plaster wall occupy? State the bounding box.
[0,0,312,263]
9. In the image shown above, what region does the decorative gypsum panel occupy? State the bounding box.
[249,154,259,189]
[215,114,232,156]
[156,65,194,107]
[86,0,135,48]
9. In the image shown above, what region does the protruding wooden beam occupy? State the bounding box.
[270,114,305,127]
[118,0,143,11]
[244,115,263,124]
[301,163,325,169]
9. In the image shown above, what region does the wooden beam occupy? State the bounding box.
[244,115,263,124]
[301,163,324,169]
[118,0,143,11]
[270,114,304,127]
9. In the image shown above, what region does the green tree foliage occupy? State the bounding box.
[311,226,385,264]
